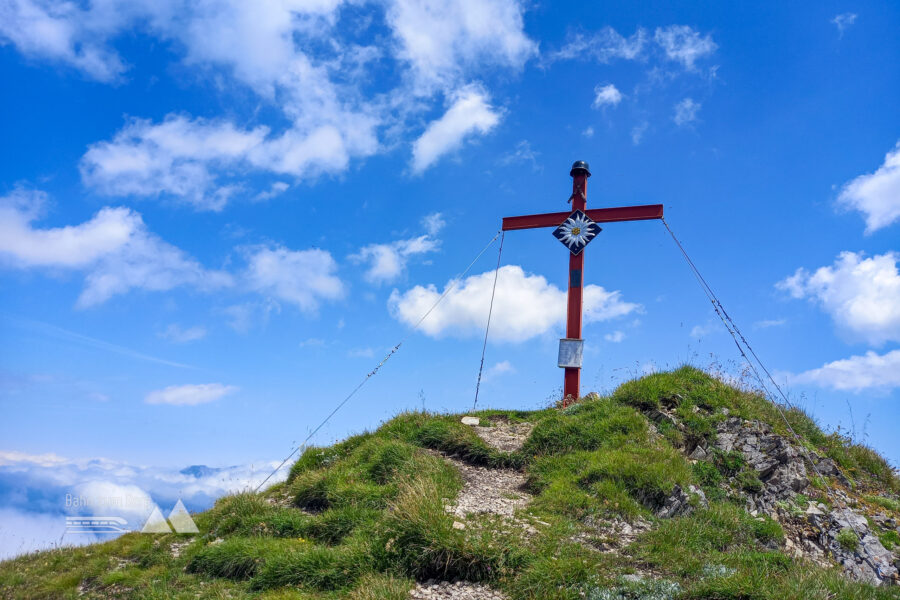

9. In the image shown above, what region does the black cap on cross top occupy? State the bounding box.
[570,160,591,178]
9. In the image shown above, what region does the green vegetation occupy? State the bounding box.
[2,366,898,599]
[867,495,900,513]
[879,530,900,551]
[836,528,859,552]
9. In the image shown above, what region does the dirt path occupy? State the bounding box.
[471,422,533,453]
[443,418,534,521]
[410,580,509,599]
[408,419,533,599]
[443,455,531,520]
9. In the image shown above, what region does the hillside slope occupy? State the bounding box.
[2,367,899,599]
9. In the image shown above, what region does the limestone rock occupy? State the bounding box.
[812,508,900,585]
[647,409,678,427]
[576,515,652,553]
[805,502,825,516]
[656,484,707,519]
[714,418,808,512]
[688,445,709,460]
[810,455,852,488]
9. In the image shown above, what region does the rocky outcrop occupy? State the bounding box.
[810,455,852,488]
[812,509,899,585]
[707,417,898,586]
[713,418,808,512]
[656,484,708,519]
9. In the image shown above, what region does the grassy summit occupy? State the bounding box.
[2,366,899,599]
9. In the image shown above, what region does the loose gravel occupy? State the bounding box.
[409,580,510,599]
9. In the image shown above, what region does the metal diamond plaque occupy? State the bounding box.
[552,210,601,255]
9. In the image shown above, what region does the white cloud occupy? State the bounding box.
[159,324,207,343]
[145,383,238,406]
[553,27,647,63]
[0,449,292,558]
[388,265,641,342]
[81,115,376,210]
[348,347,375,358]
[754,318,786,329]
[421,212,446,235]
[0,507,96,560]
[244,245,344,312]
[80,116,268,209]
[165,0,345,97]
[583,126,595,138]
[221,300,280,333]
[0,450,68,467]
[482,360,514,381]
[0,0,350,97]
[352,235,440,284]
[254,181,290,202]
[836,141,900,233]
[674,97,701,126]
[554,25,715,71]
[0,189,232,306]
[0,0,126,82]
[631,122,649,145]
[604,331,625,343]
[5,1,536,199]
[79,231,232,308]
[0,189,136,267]
[592,83,623,108]
[654,25,717,70]
[498,140,540,171]
[690,322,718,338]
[72,481,155,519]
[777,251,900,345]
[793,350,900,392]
[411,86,501,173]
[0,449,289,499]
[832,13,857,37]
[385,0,536,93]
[20,0,377,208]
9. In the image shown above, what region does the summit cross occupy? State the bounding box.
[501,161,664,406]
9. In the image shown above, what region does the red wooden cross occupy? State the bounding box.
[501,161,663,406]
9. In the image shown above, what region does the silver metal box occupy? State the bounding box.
[557,338,584,368]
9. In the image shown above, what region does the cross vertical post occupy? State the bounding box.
[564,163,589,403]
[500,161,663,407]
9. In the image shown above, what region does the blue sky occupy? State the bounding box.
[1,0,899,557]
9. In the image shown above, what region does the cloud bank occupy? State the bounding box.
[778,251,900,346]
[389,265,641,342]
[0,449,290,559]
[792,350,900,392]
[0,189,232,306]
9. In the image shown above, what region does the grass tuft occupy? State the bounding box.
[376,478,527,582]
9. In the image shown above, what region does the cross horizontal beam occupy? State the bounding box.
[502,204,663,231]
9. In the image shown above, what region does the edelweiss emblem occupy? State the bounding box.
[552,210,601,255]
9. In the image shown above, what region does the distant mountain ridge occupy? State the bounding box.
[179,465,231,479]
